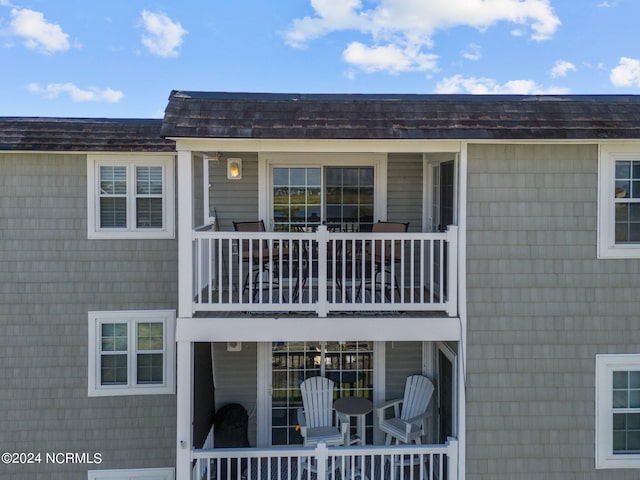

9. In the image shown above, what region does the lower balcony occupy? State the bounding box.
[192,226,458,317]
[192,440,459,480]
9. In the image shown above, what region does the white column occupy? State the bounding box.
[175,341,193,480]
[176,148,194,480]
[177,149,194,318]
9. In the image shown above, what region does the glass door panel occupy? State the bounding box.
[271,341,373,446]
[325,167,374,232]
[273,168,321,232]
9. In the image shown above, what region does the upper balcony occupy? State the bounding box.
[192,224,457,317]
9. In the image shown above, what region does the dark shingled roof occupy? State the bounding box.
[161,91,640,140]
[0,117,175,152]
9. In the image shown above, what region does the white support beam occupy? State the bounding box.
[176,315,461,343]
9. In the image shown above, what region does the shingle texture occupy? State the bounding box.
[161,91,640,140]
[0,117,175,152]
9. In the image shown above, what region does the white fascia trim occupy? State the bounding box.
[172,138,462,154]
[176,316,461,343]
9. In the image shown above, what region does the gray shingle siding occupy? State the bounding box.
[0,152,177,479]
[466,143,640,480]
[387,154,423,231]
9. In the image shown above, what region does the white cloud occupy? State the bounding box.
[140,10,187,58]
[9,7,70,54]
[343,42,438,73]
[27,83,124,103]
[284,0,560,74]
[462,43,481,61]
[610,57,640,87]
[551,59,576,78]
[434,74,570,94]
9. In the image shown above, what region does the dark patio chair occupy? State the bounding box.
[233,220,282,301]
[356,221,409,302]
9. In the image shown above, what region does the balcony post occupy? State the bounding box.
[316,225,329,317]
[445,225,458,317]
[177,148,194,317]
[315,441,329,480]
[446,437,459,480]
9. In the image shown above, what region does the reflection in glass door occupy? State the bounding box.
[325,167,374,232]
[271,341,373,445]
[273,167,321,232]
[272,166,375,232]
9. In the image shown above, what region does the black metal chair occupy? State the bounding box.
[233,220,282,301]
[356,221,409,302]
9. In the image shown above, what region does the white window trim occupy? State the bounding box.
[595,353,640,469]
[88,310,176,397]
[258,153,387,229]
[87,154,175,239]
[88,467,174,480]
[598,144,640,258]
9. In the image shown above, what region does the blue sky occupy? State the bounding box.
[2,0,640,118]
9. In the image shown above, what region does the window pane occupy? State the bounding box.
[616,161,630,179]
[616,181,630,199]
[290,168,306,185]
[614,371,628,388]
[101,323,127,352]
[101,354,127,385]
[100,166,126,194]
[614,390,629,408]
[100,198,126,228]
[137,353,163,384]
[613,413,640,453]
[136,166,163,195]
[136,198,163,228]
[273,186,289,204]
[137,322,164,350]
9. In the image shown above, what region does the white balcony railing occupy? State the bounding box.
[192,440,459,480]
[193,226,457,317]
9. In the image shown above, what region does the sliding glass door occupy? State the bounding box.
[272,166,374,232]
[270,341,374,445]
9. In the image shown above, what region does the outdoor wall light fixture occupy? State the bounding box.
[227,158,242,180]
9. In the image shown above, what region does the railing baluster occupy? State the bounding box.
[227,238,233,305]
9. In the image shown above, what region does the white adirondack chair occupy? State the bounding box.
[297,377,351,480]
[297,376,350,447]
[376,375,435,445]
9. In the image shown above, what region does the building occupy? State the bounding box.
[1,92,640,480]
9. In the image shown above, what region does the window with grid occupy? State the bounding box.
[88,155,175,239]
[598,146,640,258]
[88,310,175,396]
[596,354,640,468]
[615,160,640,244]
